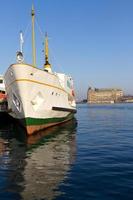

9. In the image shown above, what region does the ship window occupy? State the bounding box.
[0,79,3,83]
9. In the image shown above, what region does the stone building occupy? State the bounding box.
[87,87,123,104]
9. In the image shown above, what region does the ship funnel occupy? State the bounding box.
[44,32,52,72]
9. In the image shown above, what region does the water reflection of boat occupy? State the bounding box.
[0,119,77,200]
[22,120,77,200]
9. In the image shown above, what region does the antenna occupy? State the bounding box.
[20,31,24,53]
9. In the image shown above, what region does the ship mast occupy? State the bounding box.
[44,32,51,72]
[31,5,36,67]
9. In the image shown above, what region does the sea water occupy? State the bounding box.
[0,103,133,199]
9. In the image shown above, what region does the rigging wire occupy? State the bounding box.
[11,10,64,72]
[35,17,65,72]
[23,20,31,42]
[35,17,44,40]
[48,45,64,73]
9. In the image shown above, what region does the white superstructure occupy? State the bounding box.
[0,75,5,93]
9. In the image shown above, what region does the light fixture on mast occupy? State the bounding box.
[16,31,24,63]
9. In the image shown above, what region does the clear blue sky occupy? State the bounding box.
[0,0,133,100]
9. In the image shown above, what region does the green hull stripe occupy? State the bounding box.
[25,113,74,126]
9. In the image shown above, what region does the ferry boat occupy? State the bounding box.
[4,6,76,135]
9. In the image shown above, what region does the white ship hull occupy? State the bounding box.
[4,64,76,135]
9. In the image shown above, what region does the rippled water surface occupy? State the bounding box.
[1,104,133,199]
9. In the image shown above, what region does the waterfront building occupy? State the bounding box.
[87,87,123,104]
